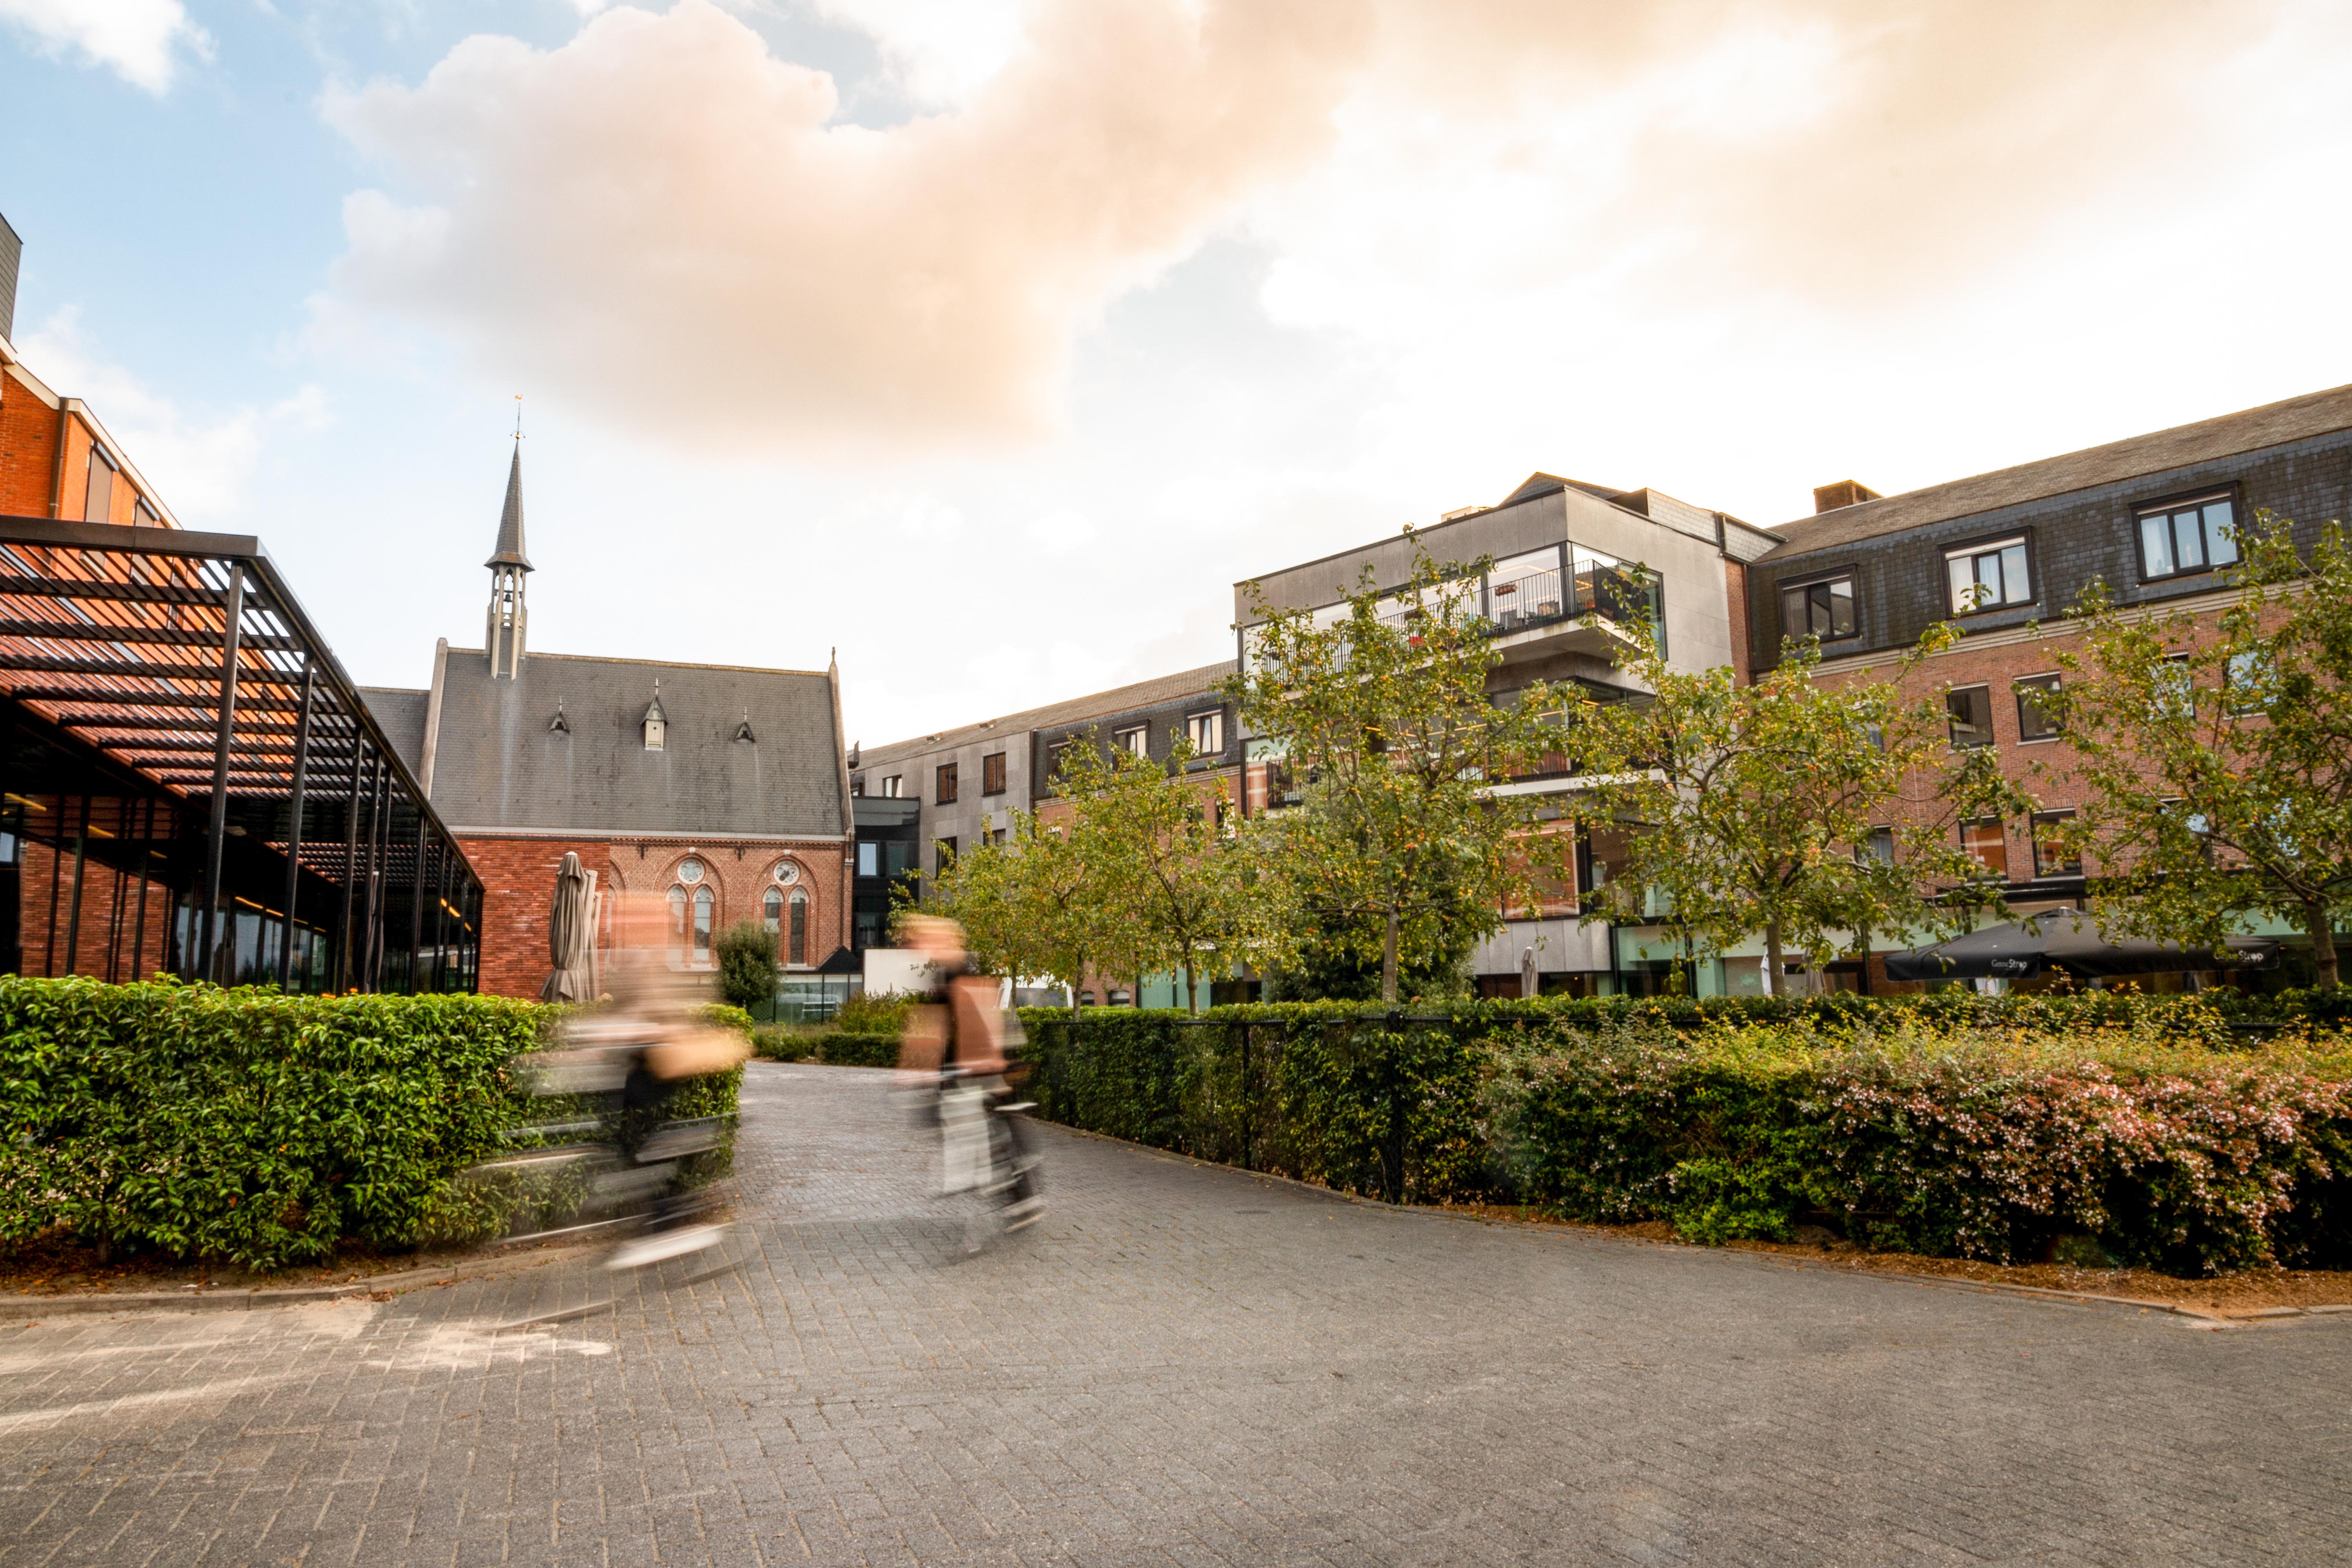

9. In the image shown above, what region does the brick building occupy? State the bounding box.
[1734,383,2352,992]
[367,448,851,998]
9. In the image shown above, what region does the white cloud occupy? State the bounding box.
[19,309,330,519]
[0,0,210,92]
[803,0,1032,107]
[318,0,1371,456]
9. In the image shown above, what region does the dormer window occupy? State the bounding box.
[642,685,669,751]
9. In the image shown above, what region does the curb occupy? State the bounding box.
[1029,1118,2352,1328]
[0,1241,593,1320]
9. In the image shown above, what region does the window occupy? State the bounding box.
[985,826,1007,846]
[850,777,865,797]
[667,885,687,953]
[2014,675,2063,741]
[2137,493,2239,581]
[1114,725,1147,758]
[763,886,784,932]
[935,762,958,804]
[788,892,808,966]
[2153,653,2194,722]
[935,837,957,874]
[881,775,901,798]
[1186,710,1224,755]
[692,886,714,958]
[643,716,665,751]
[2226,649,2274,715]
[677,856,704,884]
[856,842,880,877]
[1946,685,1996,748]
[132,499,158,529]
[83,447,115,525]
[2031,810,2081,878]
[1780,575,1857,640]
[1487,545,1564,628]
[1945,538,2032,614]
[1960,819,2009,879]
[981,752,1007,795]
[1858,826,1895,864]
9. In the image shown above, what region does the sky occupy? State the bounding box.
[4,0,2351,748]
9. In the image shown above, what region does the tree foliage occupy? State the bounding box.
[1569,622,2017,992]
[2047,514,2352,987]
[713,919,779,1012]
[1230,540,1574,1003]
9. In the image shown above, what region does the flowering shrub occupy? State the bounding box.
[1025,1004,2352,1274]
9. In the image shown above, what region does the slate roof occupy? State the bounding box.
[1767,383,2352,557]
[860,660,1237,770]
[424,647,846,838]
[358,686,431,777]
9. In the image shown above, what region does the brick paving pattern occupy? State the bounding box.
[0,1061,2345,1566]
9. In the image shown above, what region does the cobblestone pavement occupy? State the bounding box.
[2,1062,2346,1568]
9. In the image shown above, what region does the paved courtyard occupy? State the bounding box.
[1,1061,2345,1567]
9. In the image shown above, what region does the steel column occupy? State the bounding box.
[62,795,88,975]
[198,562,246,979]
[406,810,427,994]
[277,662,315,989]
[336,738,365,992]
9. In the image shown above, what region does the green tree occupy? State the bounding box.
[2047,514,2352,987]
[929,806,1116,1015]
[1569,625,2014,993]
[713,919,779,1012]
[1230,540,1573,1004]
[1048,732,1280,1014]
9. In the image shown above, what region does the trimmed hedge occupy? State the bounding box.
[0,977,746,1270]
[814,1031,900,1068]
[1018,1000,2352,1275]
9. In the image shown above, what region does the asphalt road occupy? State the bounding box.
[0,1061,2344,1567]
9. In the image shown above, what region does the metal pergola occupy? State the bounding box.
[0,514,480,992]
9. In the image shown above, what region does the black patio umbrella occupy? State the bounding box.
[1883,912,2278,982]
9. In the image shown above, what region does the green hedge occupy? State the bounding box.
[0,977,746,1270]
[814,1031,899,1068]
[1018,1001,2352,1275]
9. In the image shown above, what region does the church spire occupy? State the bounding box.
[486,412,531,679]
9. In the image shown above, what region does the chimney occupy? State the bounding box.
[0,210,22,343]
[1812,479,1881,514]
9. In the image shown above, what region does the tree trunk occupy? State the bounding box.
[2307,900,2340,989]
[1763,921,1786,997]
[1381,907,1400,1004]
[1182,958,1198,1016]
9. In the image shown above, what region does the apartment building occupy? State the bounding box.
[1737,383,2352,992]
[1234,470,1782,995]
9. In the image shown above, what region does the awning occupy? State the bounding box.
[1883,911,2277,982]
[0,514,481,992]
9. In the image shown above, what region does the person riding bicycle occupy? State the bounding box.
[897,915,1042,1236]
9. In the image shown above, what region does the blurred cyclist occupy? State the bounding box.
[898,913,1042,1239]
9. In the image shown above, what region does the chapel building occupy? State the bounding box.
[366,446,852,997]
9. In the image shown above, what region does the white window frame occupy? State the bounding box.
[1185,709,1223,755]
[1114,725,1148,758]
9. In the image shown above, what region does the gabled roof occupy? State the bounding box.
[424,648,844,837]
[1766,383,2352,557]
[485,446,532,571]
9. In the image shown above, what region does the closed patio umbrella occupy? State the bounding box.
[1884,911,2276,982]
[540,851,598,1001]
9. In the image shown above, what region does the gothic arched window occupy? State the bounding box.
[762,886,783,934]
[692,886,714,961]
[788,890,809,967]
[666,885,687,956]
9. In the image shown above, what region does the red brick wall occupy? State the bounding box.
[0,369,61,517]
[460,833,852,999]
[1724,557,1752,684]
[16,840,172,981]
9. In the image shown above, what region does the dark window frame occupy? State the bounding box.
[1959,817,2010,880]
[1779,572,1858,641]
[2013,674,2063,742]
[981,752,1007,796]
[2134,486,2243,585]
[1942,533,2035,616]
[1113,724,1148,759]
[1946,684,1996,749]
[935,762,958,805]
[2030,809,2082,879]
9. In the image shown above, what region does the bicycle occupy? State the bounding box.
[933,1065,1043,1255]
